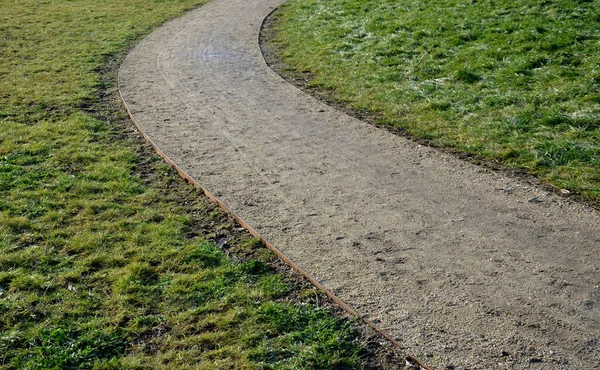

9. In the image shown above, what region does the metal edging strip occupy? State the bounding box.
[118,64,432,370]
[117,89,433,370]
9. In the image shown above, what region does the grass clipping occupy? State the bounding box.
[274,0,600,201]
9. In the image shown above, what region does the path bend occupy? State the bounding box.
[119,0,600,368]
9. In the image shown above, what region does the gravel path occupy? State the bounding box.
[118,0,600,368]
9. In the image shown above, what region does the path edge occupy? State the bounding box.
[116,6,433,369]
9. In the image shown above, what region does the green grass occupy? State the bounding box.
[273,0,600,200]
[0,0,367,368]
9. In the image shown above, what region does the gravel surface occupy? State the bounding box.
[118,0,600,368]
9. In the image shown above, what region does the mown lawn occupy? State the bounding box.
[273,0,600,201]
[0,1,368,368]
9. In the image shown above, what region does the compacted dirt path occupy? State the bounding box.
[119,0,600,368]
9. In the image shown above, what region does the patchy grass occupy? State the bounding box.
[272,0,600,200]
[0,0,370,368]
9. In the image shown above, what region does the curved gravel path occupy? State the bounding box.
[119,0,600,368]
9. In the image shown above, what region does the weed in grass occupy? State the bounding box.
[274,0,600,200]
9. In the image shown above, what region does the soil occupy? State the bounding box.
[118,0,600,368]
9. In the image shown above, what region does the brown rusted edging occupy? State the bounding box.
[258,6,433,369]
[117,86,432,370]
